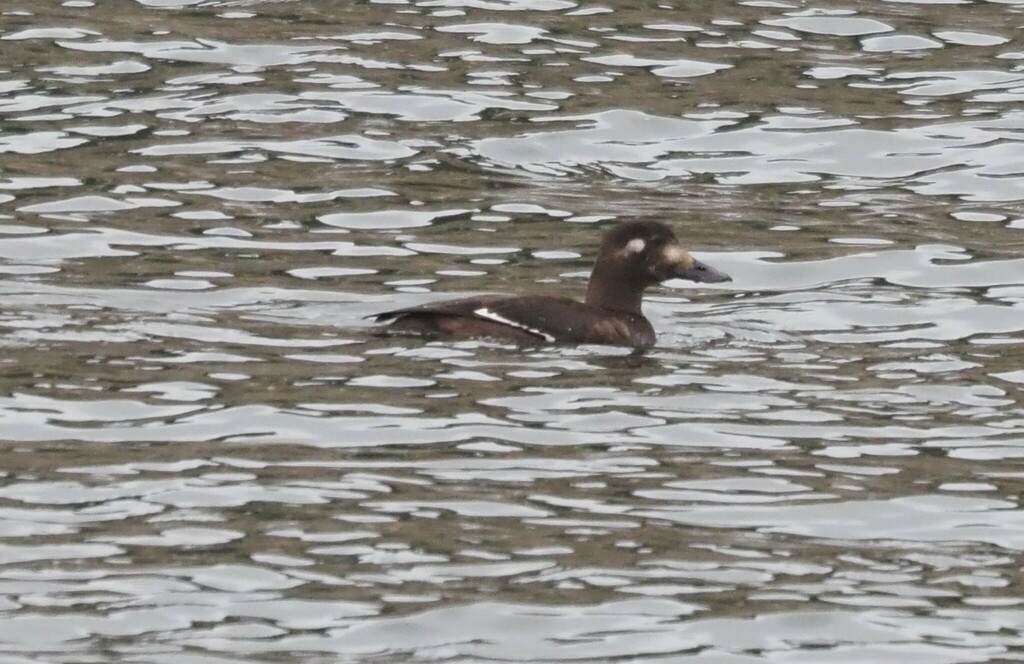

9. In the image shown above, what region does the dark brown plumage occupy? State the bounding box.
[370,220,731,348]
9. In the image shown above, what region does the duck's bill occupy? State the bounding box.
[673,258,732,284]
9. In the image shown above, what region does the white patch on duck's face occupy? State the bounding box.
[621,238,647,255]
[474,307,556,342]
[660,243,690,265]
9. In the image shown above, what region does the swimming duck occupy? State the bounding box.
[371,220,731,348]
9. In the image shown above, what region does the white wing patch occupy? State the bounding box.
[474,307,556,342]
[623,238,646,254]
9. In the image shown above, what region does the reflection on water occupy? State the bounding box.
[2,0,1024,661]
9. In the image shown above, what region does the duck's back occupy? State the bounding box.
[371,294,654,348]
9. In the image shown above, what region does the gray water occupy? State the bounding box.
[2,0,1024,661]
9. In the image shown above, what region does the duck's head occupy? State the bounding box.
[597,220,732,287]
[585,220,731,314]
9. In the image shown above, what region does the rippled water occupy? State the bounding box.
[2,0,1024,661]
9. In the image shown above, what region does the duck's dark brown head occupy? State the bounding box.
[586,220,731,314]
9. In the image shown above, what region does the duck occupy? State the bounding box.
[370,220,731,348]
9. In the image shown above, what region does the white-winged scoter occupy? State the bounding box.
[370,220,731,348]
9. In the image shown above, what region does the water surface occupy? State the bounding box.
[2,0,1024,661]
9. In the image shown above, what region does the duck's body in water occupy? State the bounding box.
[370,220,731,348]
